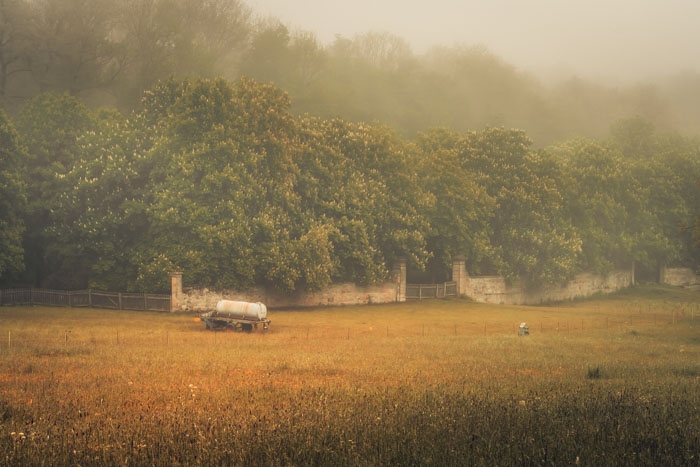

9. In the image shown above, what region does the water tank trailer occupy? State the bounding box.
[199,300,271,332]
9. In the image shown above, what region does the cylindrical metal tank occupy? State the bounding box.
[214,300,267,320]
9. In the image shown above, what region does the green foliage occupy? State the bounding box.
[294,118,388,285]
[52,108,152,291]
[3,0,699,293]
[141,78,294,291]
[317,119,431,276]
[15,92,94,178]
[125,78,431,292]
[413,127,493,280]
[0,109,26,281]
[5,76,700,294]
[14,92,95,287]
[554,123,700,280]
[459,127,582,288]
[555,139,636,274]
[631,132,700,271]
[144,79,428,291]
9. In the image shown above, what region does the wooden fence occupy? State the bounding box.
[406,281,457,300]
[0,288,171,312]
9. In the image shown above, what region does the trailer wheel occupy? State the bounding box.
[241,323,253,332]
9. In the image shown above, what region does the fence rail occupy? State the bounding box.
[406,281,457,300]
[0,288,170,312]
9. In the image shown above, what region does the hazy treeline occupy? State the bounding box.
[1,0,700,145]
[1,77,699,293]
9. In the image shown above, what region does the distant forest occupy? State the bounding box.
[1,0,700,293]
[1,0,700,144]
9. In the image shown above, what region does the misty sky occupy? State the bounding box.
[249,0,700,82]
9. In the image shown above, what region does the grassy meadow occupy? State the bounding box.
[1,286,698,466]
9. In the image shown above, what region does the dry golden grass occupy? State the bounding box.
[0,285,698,465]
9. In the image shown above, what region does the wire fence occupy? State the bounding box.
[0,288,171,312]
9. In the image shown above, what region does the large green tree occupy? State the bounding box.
[15,92,95,287]
[555,122,700,280]
[459,127,581,288]
[555,139,637,275]
[294,116,422,286]
[612,121,700,277]
[50,108,155,290]
[136,78,327,292]
[413,127,493,281]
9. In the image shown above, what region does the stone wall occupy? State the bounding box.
[171,259,406,312]
[177,281,402,312]
[660,266,699,287]
[171,260,637,311]
[451,258,635,305]
[464,268,635,305]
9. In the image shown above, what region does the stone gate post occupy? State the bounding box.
[170,271,183,312]
[392,258,407,302]
[452,255,469,297]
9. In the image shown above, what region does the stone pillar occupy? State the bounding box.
[392,258,407,302]
[452,255,469,298]
[170,271,183,312]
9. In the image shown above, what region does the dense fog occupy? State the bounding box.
[0,0,699,144]
[250,0,700,83]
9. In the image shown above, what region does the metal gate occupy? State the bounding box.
[406,281,457,300]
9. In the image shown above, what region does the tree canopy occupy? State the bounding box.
[3,76,699,293]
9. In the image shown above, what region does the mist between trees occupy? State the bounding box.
[1,1,699,294]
